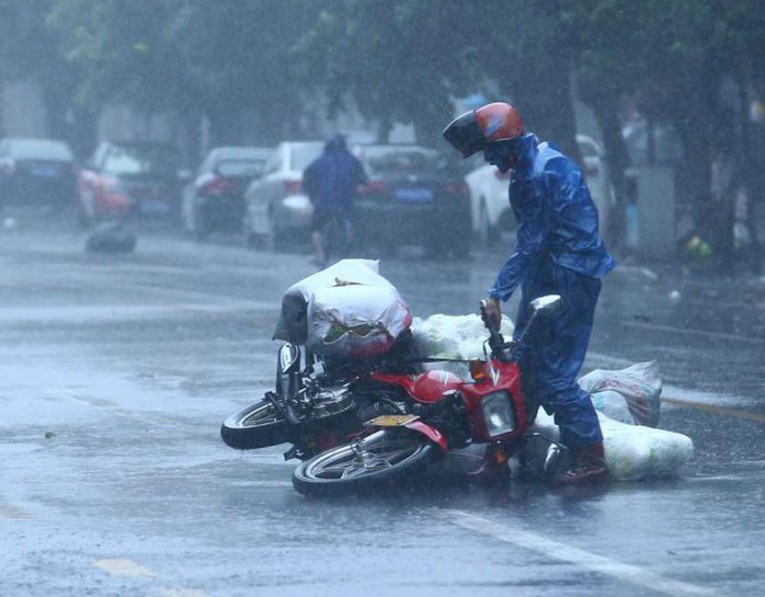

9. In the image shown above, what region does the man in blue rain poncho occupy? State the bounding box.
[443,102,615,485]
[303,134,367,268]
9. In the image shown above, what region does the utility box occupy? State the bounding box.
[634,166,676,261]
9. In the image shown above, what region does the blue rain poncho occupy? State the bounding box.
[303,136,367,214]
[489,133,615,449]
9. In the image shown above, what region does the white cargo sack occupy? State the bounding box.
[579,361,662,427]
[273,259,393,344]
[307,284,412,359]
[529,410,693,481]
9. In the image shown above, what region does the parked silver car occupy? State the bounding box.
[242,141,324,250]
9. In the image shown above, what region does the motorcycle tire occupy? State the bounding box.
[220,399,290,450]
[292,428,438,497]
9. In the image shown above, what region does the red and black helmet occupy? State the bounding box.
[442,102,525,158]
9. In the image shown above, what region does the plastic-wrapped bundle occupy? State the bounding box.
[531,410,694,481]
[579,361,662,427]
[273,259,394,344]
[409,313,514,379]
[306,284,412,360]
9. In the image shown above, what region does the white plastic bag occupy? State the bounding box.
[529,410,693,481]
[409,313,515,379]
[579,361,662,427]
[273,259,393,343]
[307,284,412,359]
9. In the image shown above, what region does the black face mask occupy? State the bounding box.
[483,138,523,173]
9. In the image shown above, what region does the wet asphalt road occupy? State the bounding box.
[1,211,764,596]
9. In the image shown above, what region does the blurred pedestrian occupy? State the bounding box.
[443,102,615,485]
[303,134,367,268]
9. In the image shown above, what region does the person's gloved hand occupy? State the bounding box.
[484,296,502,329]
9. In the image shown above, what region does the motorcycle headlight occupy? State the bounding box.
[481,391,515,438]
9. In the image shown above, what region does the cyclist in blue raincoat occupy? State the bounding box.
[443,102,615,485]
[303,134,367,267]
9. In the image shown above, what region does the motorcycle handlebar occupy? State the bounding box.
[480,299,514,362]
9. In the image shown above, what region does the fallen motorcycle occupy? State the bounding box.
[222,290,681,494]
[290,295,564,497]
[220,330,421,461]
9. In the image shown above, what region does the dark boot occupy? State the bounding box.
[554,442,608,486]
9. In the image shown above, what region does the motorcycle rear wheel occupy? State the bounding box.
[220,399,289,450]
[292,429,437,497]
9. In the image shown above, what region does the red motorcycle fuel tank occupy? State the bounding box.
[371,369,464,404]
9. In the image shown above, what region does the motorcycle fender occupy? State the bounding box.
[404,420,448,451]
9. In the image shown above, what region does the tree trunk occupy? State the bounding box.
[738,80,762,274]
[588,92,632,254]
[671,59,718,268]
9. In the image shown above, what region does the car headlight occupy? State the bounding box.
[481,391,515,438]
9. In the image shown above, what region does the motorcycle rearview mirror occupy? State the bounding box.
[529,294,562,314]
[514,294,563,345]
[278,343,301,374]
[276,343,301,398]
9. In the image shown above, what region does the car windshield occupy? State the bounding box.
[362,146,441,174]
[290,144,323,171]
[5,139,73,161]
[102,145,180,176]
[216,159,265,177]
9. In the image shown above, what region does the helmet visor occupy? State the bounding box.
[442,111,487,158]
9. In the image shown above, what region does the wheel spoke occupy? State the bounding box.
[243,405,280,426]
[309,435,425,480]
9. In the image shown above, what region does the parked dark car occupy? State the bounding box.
[182,146,272,240]
[78,141,187,223]
[352,144,472,258]
[0,137,77,211]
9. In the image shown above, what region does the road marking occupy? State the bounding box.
[661,397,765,424]
[0,300,278,323]
[0,502,32,519]
[243,480,293,487]
[621,320,765,345]
[158,589,206,597]
[426,508,714,596]
[587,351,762,420]
[94,559,207,596]
[615,264,659,280]
[94,558,156,578]
[586,351,633,368]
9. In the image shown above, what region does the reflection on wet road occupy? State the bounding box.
[1,218,764,596]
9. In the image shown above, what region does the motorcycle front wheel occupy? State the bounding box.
[220,399,289,450]
[292,429,437,497]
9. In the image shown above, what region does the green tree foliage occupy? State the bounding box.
[48,0,321,150]
[5,0,764,269]
[300,0,476,145]
[570,0,765,268]
[0,0,89,149]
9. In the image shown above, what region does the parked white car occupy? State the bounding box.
[242,141,324,250]
[464,134,615,245]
